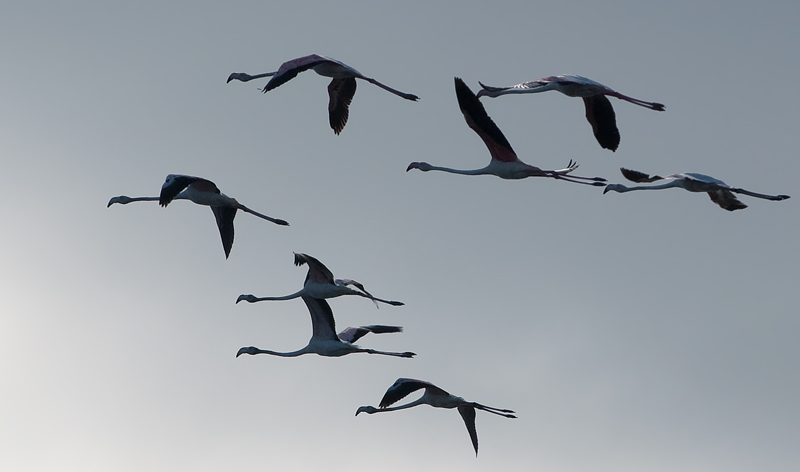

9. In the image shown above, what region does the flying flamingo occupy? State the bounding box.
[356,378,516,456]
[476,75,665,151]
[107,174,288,258]
[406,78,606,186]
[236,252,404,307]
[236,295,415,359]
[603,168,791,211]
[227,54,419,134]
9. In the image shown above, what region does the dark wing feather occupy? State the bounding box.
[159,174,216,206]
[263,55,329,92]
[294,253,335,284]
[328,77,357,134]
[583,95,620,151]
[708,189,748,211]
[620,167,663,183]
[338,325,402,344]
[301,295,338,341]
[379,378,449,408]
[458,405,479,455]
[211,206,237,259]
[454,77,517,163]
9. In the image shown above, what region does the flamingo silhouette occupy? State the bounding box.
[107,174,288,258]
[407,78,606,186]
[228,54,418,134]
[477,75,665,151]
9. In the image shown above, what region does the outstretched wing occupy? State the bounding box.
[211,206,237,259]
[583,95,620,151]
[263,54,330,92]
[338,325,402,344]
[379,378,449,408]
[620,167,663,183]
[159,174,219,207]
[458,405,479,455]
[301,295,338,342]
[708,189,747,211]
[294,253,335,285]
[328,77,357,135]
[455,77,517,163]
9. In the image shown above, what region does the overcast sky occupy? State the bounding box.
[2,1,799,471]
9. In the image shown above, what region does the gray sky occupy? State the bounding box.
[2,1,799,471]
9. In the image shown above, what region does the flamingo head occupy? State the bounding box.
[236,294,258,304]
[226,72,251,83]
[236,346,259,357]
[355,406,379,416]
[107,196,133,207]
[406,162,431,172]
[603,183,628,194]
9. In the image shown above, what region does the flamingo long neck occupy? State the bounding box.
[376,397,429,413]
[251,288,305,302]
[243,71,278,81]
[612,181,681,193]
[249,346,310,357]
[424,164,491,176]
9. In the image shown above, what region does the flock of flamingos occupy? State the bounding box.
[107,54,791,456]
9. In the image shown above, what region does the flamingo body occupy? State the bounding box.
[603,167,790,211]
[356,378,516,456]
[107,174,288,258]
[227,54,418,134]
[236,296,414,359]
[477,75,665,151]
[406,78,606,186]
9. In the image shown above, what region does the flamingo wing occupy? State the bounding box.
[294,253,335,285]
[708,189,748,211]
[338,325,403,344]
[458,405,479,455]
[620,167,664,183]
[301,295,339,342]
[454,77,518,163]
[379,378,449,408]
[211,206,237,259]
[583,95,620,151]
[328,77,357,134]
[159,174,218,207]
[263,54,330,93]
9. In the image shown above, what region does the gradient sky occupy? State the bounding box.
[3,1,799,471]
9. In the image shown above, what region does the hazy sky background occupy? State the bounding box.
[2,1,799,471]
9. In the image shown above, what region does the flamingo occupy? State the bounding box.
[236,252,404,307]
[603,167,791,211]
[476,75,665,151]
[356,378,516,456]
[107,174,288,258]
[227,54,419,134]
[406,78,606,186]
[236,295,415,359]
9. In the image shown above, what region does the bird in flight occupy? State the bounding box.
[236,296,415,359]
[356,378,516,456]
[406,77,606,186]
[477,74,665,151]
[236,252,404,308]
[107,174,288,258]
[227,54,419,134]
[603,167,790,211]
